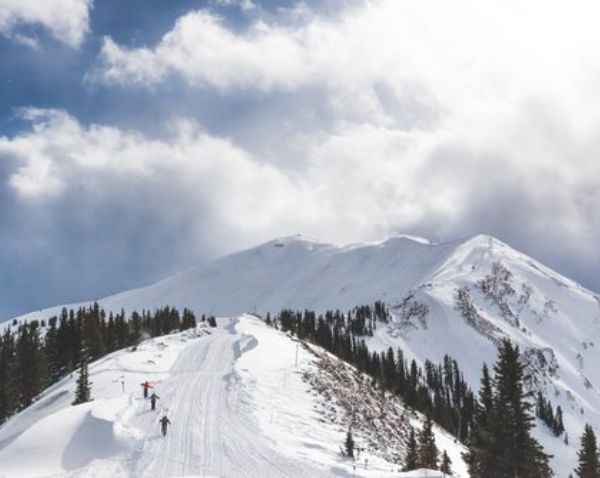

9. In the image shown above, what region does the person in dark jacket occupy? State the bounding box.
[149,392,160,410]
[159,415,171,436]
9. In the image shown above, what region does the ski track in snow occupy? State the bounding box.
[121,328,324,478]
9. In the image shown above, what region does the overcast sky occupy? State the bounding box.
[1,0,600,320]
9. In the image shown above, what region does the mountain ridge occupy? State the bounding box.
[7,232,595,327]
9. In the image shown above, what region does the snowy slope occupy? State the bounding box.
[365,235,600,476]
[7,232,600,475]
[0,316,464,477]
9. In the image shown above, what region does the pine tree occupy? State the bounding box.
[575,424,600,478]
[464,343,551,478]
[404,425,419,471]
[464,363,495,477]
[491,339,551,477]
[554,406,565,436]
[417,413,438,469]
[440,450,452,475]
[344,427,355,458]
[130,311,141,345]
[72,350,91,405]
[0,329,16,423]
[44,318,62,383]
[15,323,48,408]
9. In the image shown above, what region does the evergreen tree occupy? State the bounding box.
[491,339,551,477]
[105,313,117,352]
[130,311,142,345]
[554,406,565,437]
[464,363,495,477]
[72,350,91,405]
[440,450,452,475]
[0,329,16,423]
[15,323,47,408]
[417,413,438,469]
[465,342,551,478]
[44,317,62,383]
[404,426,419,471]
[344,427,355,458]
[575,424,600,478]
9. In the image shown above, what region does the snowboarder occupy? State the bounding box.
[141,380,152,399]
[159,415,171,436]
[149,392,160,410]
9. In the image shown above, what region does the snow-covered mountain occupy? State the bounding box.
[12,233,565,320]
[6,233,600,475]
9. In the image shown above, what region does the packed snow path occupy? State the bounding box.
[124,323,324,477]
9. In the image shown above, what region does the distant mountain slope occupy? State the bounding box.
[10,234,473,322]
[7,233,600,475]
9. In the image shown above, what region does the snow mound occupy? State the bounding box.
[0,402,126,477]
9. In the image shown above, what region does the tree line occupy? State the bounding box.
[536,391,565,437]
[0,303,198,423]
[270,307,475,442]
[268,306,571,476]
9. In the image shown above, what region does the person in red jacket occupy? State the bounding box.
[141,380,153,399]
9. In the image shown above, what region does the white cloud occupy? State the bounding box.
[0,0,91,47]
[91,0,600,135]
[210,0,256,12]
[3,103,600,266]
[94,2,600,94]
[6,0,600,285]
[0,109,321,253]
[95,11,310,91]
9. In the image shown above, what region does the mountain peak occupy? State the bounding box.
[462,233,508,248]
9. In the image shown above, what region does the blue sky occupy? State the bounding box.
[1,0,600,321]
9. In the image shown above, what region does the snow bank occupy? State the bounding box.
[0,400,127,477]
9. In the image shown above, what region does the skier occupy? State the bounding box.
[149,392,160,410]
[140,380,152,399]
[159,415,171,436]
